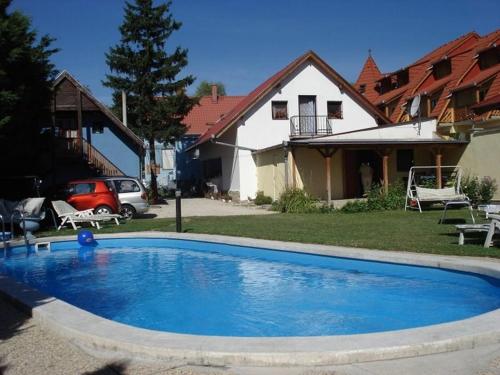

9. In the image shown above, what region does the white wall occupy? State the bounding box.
[231,61,380,199]
[198,126,240,193]
[234,61,380,151]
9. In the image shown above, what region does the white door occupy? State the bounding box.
[298,96,317,135]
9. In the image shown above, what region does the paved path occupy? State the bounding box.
[147,198,275,219]
[1,299,500,375]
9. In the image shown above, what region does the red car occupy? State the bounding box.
[64,179,120,214]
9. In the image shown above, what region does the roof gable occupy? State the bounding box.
[53,71,144,148]
[190,51,391,149]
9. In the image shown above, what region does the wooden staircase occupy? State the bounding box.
[56,138,125,176]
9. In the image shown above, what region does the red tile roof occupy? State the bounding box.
[182,96,244,135]
[354,54,382,102]
[189,51,391,150]
[471,94,500,109]
[358,30,500,123]
[451,65,500,93]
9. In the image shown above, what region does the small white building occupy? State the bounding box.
[188,51,466,202]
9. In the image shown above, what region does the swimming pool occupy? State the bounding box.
[1,237,499,337]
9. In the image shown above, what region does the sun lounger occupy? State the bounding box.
[456,215,500,247]
[52,201,122,230]
[455,224,491,245]
[484,214,500,248]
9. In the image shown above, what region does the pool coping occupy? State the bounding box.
[1,231,500,366]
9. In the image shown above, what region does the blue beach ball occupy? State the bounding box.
[78,230,96,246]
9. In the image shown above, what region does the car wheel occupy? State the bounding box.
[120,204,136,220]
[95,205,113,215]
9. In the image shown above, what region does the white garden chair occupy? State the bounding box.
[52,201,122,230]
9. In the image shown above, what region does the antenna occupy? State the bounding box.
[410,94,422,135]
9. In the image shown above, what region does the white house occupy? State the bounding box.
[188,51,466,202]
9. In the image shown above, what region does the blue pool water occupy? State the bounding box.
[1,238,500,337]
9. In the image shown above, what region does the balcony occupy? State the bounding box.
[290,115,332,138]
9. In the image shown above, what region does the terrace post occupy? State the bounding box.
[383,154,389,194]
[435,149,442,189]
[76,88,83,156]
[283,141,289,189]
[377,148,392,194]
[317,148,337,206]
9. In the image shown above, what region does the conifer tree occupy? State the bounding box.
[104,0,196,202]
[0,0,57,168]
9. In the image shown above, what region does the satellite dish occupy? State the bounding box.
[410,94,421,118]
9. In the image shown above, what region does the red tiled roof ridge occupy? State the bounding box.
[413,31,479,65]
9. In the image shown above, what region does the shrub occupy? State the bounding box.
[254,191,273,205]
[341,200,369,213]
[479,176,497,204]
[273,188,317,213]
[461,175,480,205]
[341,181,406,213]
[461,175,497,206]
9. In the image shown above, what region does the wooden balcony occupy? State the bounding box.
[290,115,333,138]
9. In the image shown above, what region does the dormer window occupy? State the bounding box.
[433,59,451,80]
[396,69,409,88]
[454,88,475,108]
[359,84,366,94]
[479,46,500,70]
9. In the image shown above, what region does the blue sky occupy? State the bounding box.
[12,0,500,105]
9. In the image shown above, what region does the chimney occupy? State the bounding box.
[211,84,218,103]
[121,90,127,127]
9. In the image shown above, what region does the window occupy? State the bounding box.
[327,101,343,119]
[429,90,442,111]
[69,183,96,195]
[161,149,175,170]
[116,179,140,193]
[396,69,409,87]
[397,150,414,172]
[92,122,104,134]
[478,80,493,102]
[433,60,452,80]
[479,47,500,70]
[358,84,366,94]
[455,89,475,108]
[271,101,288,119]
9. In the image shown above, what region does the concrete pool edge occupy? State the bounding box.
[0,231,499,366]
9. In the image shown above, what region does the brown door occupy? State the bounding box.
[343,150,360,198]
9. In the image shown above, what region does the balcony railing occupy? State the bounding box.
[290,115,332,137]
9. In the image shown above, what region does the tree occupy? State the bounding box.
[0,0,58,171]
[104,0,196,202]
[195,80,226,97]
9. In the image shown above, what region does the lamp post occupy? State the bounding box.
[175,190,182,233]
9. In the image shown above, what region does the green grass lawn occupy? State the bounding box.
[38,209,500,258]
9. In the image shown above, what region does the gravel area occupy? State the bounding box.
[1,297,500,375]
[146,198,275,219]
